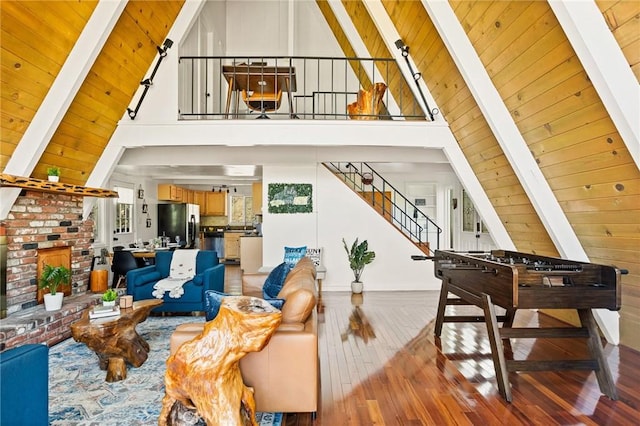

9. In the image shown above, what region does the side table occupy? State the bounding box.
[70,299,162,382]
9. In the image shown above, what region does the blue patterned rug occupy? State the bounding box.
[49,316,283,425]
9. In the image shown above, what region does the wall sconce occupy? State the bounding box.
[137,185,144,199]
[146,214,152,228]
[394,38,438,121]
[142,200,148,214]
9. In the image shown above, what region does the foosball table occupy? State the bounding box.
[429,249,624,402]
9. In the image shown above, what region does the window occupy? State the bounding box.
[114,185,134,234]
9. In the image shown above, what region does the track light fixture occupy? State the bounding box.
[211,185,236,193]
[394,38,438,121]
[127,38,173,119]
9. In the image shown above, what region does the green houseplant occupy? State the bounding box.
[39,264,70,311]
[46,166,60,182]
[102,288,118,306]
[343,238,375,294]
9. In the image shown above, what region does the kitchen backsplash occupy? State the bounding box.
[201,216,228,227]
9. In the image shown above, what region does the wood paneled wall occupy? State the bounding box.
[1,1,184,186]
[447,1,639,348]
[597,0,640,81]
[1,1,98,171]
[378,1,557,255]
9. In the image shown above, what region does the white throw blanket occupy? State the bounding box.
[152,250,199,299]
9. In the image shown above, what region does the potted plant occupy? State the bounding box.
[343,237,375,294]
[39,264,70,311]
[102,288,118,306]
[47,166,60,182]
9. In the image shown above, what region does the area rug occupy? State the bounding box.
[48,316,283,425]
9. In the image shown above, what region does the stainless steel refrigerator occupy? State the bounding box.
[157,203,200,248]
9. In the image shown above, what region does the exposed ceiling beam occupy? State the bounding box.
[0,0,127,220]
[356,0,509,248]
[549,0,640,170]
[362,0,441,122]
[423,0,619,344]
[84,0,207,218]
[325,0,401,116]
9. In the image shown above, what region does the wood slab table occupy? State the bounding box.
[70,299,162,382]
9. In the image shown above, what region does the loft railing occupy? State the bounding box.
[178,56,426,120]
[324,162,441,254]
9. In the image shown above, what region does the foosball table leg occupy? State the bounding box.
[434,279,451,337]
[481,293,512,402]
[577,309,618,400]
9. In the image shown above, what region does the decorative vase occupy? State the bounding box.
[103,300,116,307]
[351,281,363,294]
[43,293,64,311]
[48,175,59,183]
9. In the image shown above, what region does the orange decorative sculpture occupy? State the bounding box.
[347,82,387,120]
[159,296,282,426]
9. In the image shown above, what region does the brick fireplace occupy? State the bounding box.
[0,190,99,351]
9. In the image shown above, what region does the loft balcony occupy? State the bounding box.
[178,56,428,121]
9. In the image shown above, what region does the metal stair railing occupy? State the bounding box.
[324,162,441,254]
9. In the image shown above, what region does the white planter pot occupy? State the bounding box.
[43,293,64,311]
[351,281,363,294]
[48,176,59,182]
[103,300,116,307]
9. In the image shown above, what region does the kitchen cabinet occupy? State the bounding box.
[240,236,262,273]
[205,192,226,216]
[224,232,241,260]
[158,184,180,201]
[252,182,262,214]
[193,191,205,211]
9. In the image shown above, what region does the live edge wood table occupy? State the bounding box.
[431,250,624,402]
[71,299,162,382]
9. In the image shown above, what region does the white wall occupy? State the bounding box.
[262,164,441,291]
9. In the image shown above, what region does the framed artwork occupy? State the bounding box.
[462,190,487,233]
[267,183,312,214]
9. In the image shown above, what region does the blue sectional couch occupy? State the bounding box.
[0,344,49,425]
[126,250,225,313]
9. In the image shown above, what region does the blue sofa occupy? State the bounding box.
[0,344,49,425]
[126,250,225,313]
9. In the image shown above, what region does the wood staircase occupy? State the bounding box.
[324,162,438,256]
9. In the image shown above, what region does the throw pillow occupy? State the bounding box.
[262,262,291,299]
[203,290,229,321]
[284,246,307,267]
[265,298,285,310]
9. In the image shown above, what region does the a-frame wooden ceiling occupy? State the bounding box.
[1,1,639,349]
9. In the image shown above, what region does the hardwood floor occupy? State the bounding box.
[225,266,640,425]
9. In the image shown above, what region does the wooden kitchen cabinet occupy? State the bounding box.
[252,182,262,214]
[224,232,241,260]
[205,192,226,216]
[158,184,180,201]
[194,191,205,210]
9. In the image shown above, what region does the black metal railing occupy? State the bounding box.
[178,56,426,120]
[324,162,441,254]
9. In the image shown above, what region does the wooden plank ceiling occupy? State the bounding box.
[0,0,184,185]
[1,1,639,349]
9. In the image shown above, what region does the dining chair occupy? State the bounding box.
[111,250,139,289]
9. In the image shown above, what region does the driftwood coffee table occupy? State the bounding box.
[70,299,162,382]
